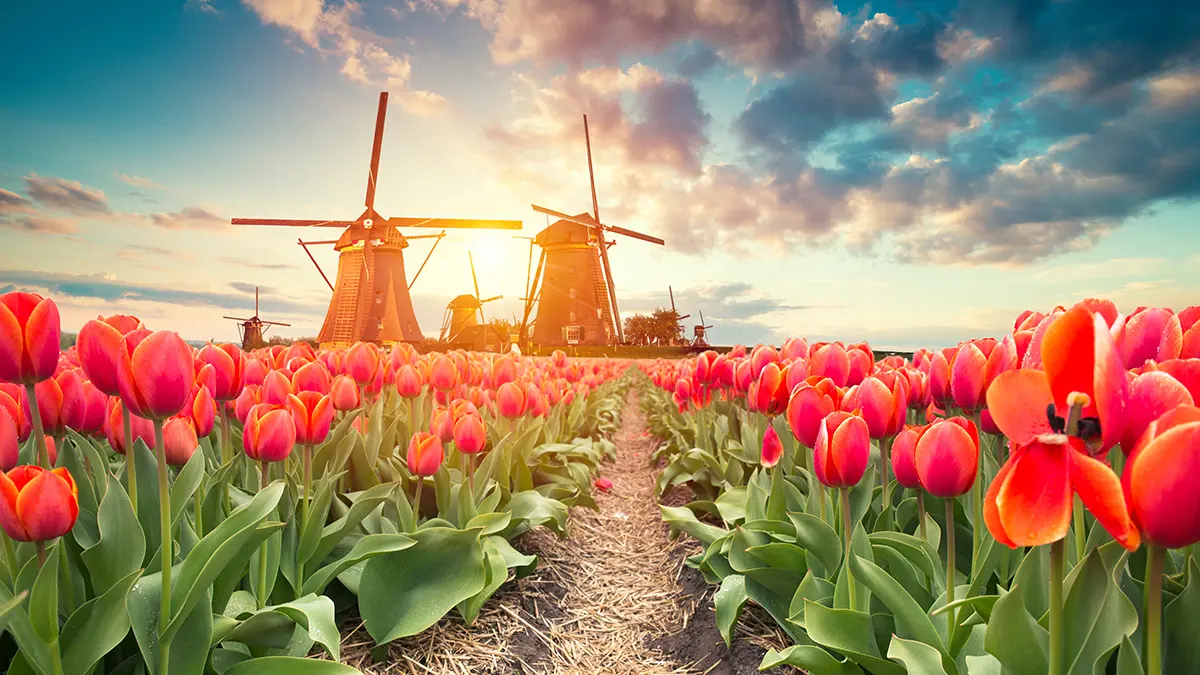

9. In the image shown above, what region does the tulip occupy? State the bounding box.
[0,292,60,385]
[928,349,953,408]
[950,340,991,413]
[1115,308,1183,369]
[430,355,458,392]
[260,369,291,406]
[407,431,444,477]
[243,403,296,465]
[0,406,17,471]
[786,377,841,449]
[890,425,926,538]
[117,330,194,421]
[1154,358,1200,402]
[750,344,779,379]
[191,385,216,438]
[287,391,334,567]
[813,410,869,606]
[343,342,381,387]
[1120,371,1194,457]
[0,389,26,443]
[234,385,262,425]
[810,343,849,387]
[329,374,359,412]
[243,357,268,387]
[496,381,525,419]
[431,407,455,444]
[77,315,142,396]
[754,363,790,417]
[761,425,784,468]
[594,476,613,492]
[395,364,423,398]
[914,417,978,498]
[32,377,65,438]
[196,343,245,401]
[0,465,78,547]
[845,345,872,387]
[162,417,199,466]
[105,397,155,454]
[291,360,331,395]
[78,380,107,436]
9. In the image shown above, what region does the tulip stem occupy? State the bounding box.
[881,435,892,509]
[971,410,983,569]
[1049,538,1065,675]
[413,478,424,527]
[24,384,50,469]
[840,487,856,609]
[1,533,17,584]
[917,492,927,543]
[121,403,138,516]
[35,541,46,567]
[946,499,956,641]
[1144,546,1165,675]
[1073,495,1086,563]
[220,403,232,515]
[297,444,312,597]
[153,418,172,675]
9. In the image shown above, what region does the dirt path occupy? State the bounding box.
[341,391,791,674]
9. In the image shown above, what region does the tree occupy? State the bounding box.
[623,307,684,345]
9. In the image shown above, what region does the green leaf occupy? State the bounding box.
[849,548,946,654]
[464,511,511,537]
[81,475,145,596]
[714,486,747,525]
[249,527,283,608]
[759,645,863,673]
[309,483,394,567]
[457,537,508,626]
[486,535,538,578]
[223,656,362,674]
[60,569,142,675]
[169,449,207,530]
[984,584,1049,675]
[29,544,59,644]
[297,475,337,564]
[0,586,53,675]
[714,574,747,647]
[788,511,843,575]
[869,531,945,592]
[804,600,905,675]
[1012,545,1050,620]
[301,533,415,597]
[1062,548,1137,675]
[127,576,213,675]
[216,595,341,661]
[1115,636,1144,675]
[504,490,570,538]
[887,635,951,675]
[1164,557,1200,674]
[359,526,487,644]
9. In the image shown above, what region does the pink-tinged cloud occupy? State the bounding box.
[23,174,110,215]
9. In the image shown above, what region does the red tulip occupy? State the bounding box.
[844,376,904,440]
[754,362,790,417]
[116,330,194,421]
[162,417,199,466]
[891,425,923,490]
[914,418,978,498]
[496,381,525,418]
[761,424,784,468]
[430,355,458,392]
[750,345,779,379]
[594,476,614,491]
[0,406,17,471]
[0,389,26,444]
[75,382,106,437]
[0,293,60,385]
[431,408,455,444]
[1154,359,1200,402]
[845,345,873,387]
[191,385,216,437]
[1119,371,1194,456]
[330,375,359,411]
[291,361,331,395]
[105,398,155,454]
[786,377,841,448]
[196,343,245,401]
[813,411,870,488]
[453,413,486,455]
[261,369,292,406]
[980,408,1000,435]
[287,392,334,446]
[810,343,850,387]
[32,377,65,437]
[1123,405,1200,548]
[1115,308,1182,369]
[77,315,143,396]
[243,403,296,463]
[344,342,380,386]
[950,340,990,413]
[780,337,808,361]
[407,431,444,477]
[243,358,268,387]
[0,465,78,541]
[234,385,262,425]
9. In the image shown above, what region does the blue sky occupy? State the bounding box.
[1,0,1198,350]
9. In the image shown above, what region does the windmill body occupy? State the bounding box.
[232,92,521,349]
[223,287,289,351]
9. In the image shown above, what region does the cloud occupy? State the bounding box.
[23,174,110,215]
[218,256,294,270]
[116,245,191,261]
[0,188,33,213]
[229,282,276,295]
[0,269,327,318]
[241,0,447,114]
[0,213,77,235]
[116,172,165,189]
[144,206,227,230]
[185,0,220,13]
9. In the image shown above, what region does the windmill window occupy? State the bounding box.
[375,292,382,304]
[569,288,577,299]
[569,311,577,322]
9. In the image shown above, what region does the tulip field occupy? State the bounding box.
[645,301,1200,674]
[1,293,1199,675]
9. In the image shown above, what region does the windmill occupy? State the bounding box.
[669,285,691,346]
[231,92,522,348]
[691,310,714,348]
[223,287,290,351]
[521,115,665,346]
[439,252,505,350]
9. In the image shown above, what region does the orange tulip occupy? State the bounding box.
[243,358,268,387]
[890,425,923,490]
[809,343,849,387]
[191,384,216,437]
[196,343,245,401]
[32,376,65,437]
[844,375,906,440]
[950,340,991,413]
[0,292,61,385]
[0,465,78,541]
[453,413,487,455]
[116,330,194,421]
[813,411,870,488]
[395,364,423,398]
[291,360,331,395]
[430,355,458,392]
[914,418,978,498]
[261,369,293,406]
[0,405,17,471]
[287,391,335,446]
[496,381,525,418]
[431,407,455,444]
[1123,405,1200,548]
[77,314,144,395]
[105,397,154,454]
[407,431,444,476]
[786,376,840,448]
[754,362,789,417]
[162,416,199,466]
[243,403,296,463]
[761,425,784,468]
[345,342,381,386]
[330,375,359,411]
[234,384,262,425]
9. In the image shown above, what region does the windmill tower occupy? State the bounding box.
[669,285,691,346]
[439,252,504,350]
[691,310,715,348]
[223,287,290,351]
[231,92,522,348]
[520,115,665,347]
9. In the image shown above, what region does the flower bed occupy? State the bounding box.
[0,291,629,674]
[644,301,1200,675]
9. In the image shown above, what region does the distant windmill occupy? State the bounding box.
[439,252,505,351]
[691,309,714,348]
[223,287,290,351]
[669,285,691,346]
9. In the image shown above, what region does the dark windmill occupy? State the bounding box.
[691,309,715,348]
[439,252,506,351]
[223,287,290,351]
[520,115,665,347]
[669,285,691,346]
[232,92,522,348]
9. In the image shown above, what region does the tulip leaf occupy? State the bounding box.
[805,600,906,675]
[249,527,283,609]
[1061,548,1137,675]
[0,586,53,675]
[713,574,747,647]
[359,526,487,644]
[504,490,570,538]
[660,505,728,548]
[128,575,213,675]
[887,635,952,675]
[81,475,145,596]
[849,546,946,654]
[486,535,538,578]
[788,511,843,575]
[457,536,508,626]
[59,568,141,675]
[465,511,512,537]
[308,482,394,567]
[870,531,946,593]
[297,475,338,565]
[214,594,340,661]
[983,584,1049,675]
[301,533,415,597]
[29,544,59,645]
[59,435,98,516]
[713,486,747,525]
[1115,636,1144,675]
[759,645,863,674]
[131,439,165,567]
[1164,557,1200,674]
[169,449,207,530]
[1012,545,1050,621]
[223,656,361,675]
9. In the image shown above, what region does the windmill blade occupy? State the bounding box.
[407,231,445,289]
[479,295,503,303]
[364,92,388,211]
[602,223,665,246]
[232,218,354,227]
[677,314,691,321]
[530,205,664,246]
[261,321,292,327]
[468,251,481,300]
[583,114,601,225]
[699,309,705,326]
[531,204,592,226]
[223,316,253,321]
[386,217,522,230]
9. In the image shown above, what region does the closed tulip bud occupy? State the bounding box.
[950,341,989,413]
[529,393,550,417]
[330,375,359,411]
[77,315,142,396]
[162,416,199,466]
[389,342,417,369]
[754,363,790,417]
[431,407,455,443]
[492,356,517,386]
[1119,371,1194,455]
[407,431,444,477]
[104,398,155,454]
[194,363,217,396]
[780,337,808,361]
[810,343,850,388]
[891,425,923,490]
[786,377,840,449]
[395,364,423,399]
[31,377,64,437]
[287,392,334,446]
[0,389,26,443]
[116,330,193,420]
[914,417,979,498]
[845,376,895,440]
[1155,359,1200,402]
[454,413,487,454]
[980,408,1001,435]
[814,411,870,488]
[496,381,525,418]
[243,403,296,463]
[243,358,268,387]
[761,425,784,468]
[290,361,330,395]
[594,476,613,491]
[0,293,61,385]
[197,343,245,401]
[191,385,216,437]
[261,369,292,406]
[846,346,873,387]
[928,350,952,406]
[1115,308,1183,369]
[344,342,380,386]
[1123,405,1200,548]
[234,385,262,425]
[0,465,78,541]
[750,345,779,379]
[430,355,457,392]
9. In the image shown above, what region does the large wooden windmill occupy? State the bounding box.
[232,92,522,348]
[520,115,665,347]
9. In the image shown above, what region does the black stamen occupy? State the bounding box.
[1077,417,1102,442]
[1046,404,1066,434]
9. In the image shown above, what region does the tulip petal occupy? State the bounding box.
[1092,313,1129,453]
[15,469,79,541]
[985,370,1054,445]
[0,470,30,541]
[996,438,1072,547]
[1068,448,1140,551]
[984,453,1018,548]
[0,302,25,384]
[1042,306,1095,415]
[1127,418,1200,548]
[130,332,193,419]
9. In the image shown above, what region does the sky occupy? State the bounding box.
[1,0,1198,350]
